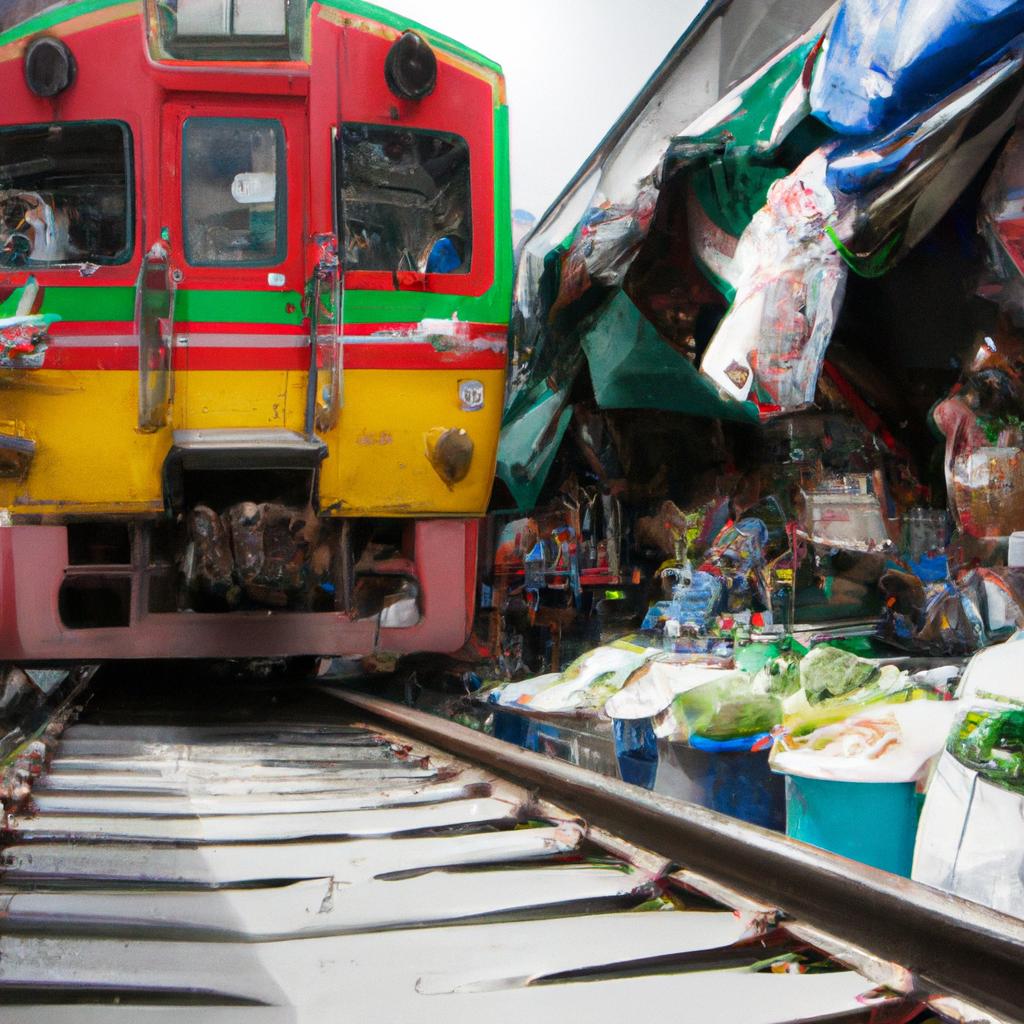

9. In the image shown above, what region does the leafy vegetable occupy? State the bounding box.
[800,645,879,704]
[950,708,1024,792]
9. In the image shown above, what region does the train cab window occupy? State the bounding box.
[182,117,285,267]
[147,0,305,62]
[0,121,133,267]
[338,124,472,274]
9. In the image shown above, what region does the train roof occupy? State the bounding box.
[0,0,504,77]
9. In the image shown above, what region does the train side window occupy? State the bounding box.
[0,121,133,267]
[182,117,285,267]
[338,124,472,274]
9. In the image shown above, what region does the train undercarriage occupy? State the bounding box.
[1,514,477,662]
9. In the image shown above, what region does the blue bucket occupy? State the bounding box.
[653,732,786,831]
[613,719,659,790]
[784,775,924,876]
[492,708,530,748]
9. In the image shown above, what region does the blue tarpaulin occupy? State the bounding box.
[811,0,1024,135]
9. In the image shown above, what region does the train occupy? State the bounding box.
[0,0,512,662]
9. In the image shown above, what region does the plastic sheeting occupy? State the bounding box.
[771,700,957,783]
[810,0,1024,135]
[701,48,1024,414]
[825,47,1024,272]
[605,662,740,721]
[580,291,759,421]
[499,0,837,508]
[501,0,1024,506]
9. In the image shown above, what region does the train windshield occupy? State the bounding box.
[338,124,472,275]
[182,117,285,267]
[0,121,133,267]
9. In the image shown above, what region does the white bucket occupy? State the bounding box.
[1008,531,1024,568]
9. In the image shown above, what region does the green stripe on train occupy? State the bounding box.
[32,286,511,327]
[0,0,130,45]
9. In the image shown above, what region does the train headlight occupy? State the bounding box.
[385,31,437,101]
[426,427,473,488]
[24,37,76,98]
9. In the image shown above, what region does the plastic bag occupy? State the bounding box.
[700,152,847,414]
[642,566,724,632]
[604,662,740,721]
[951,439,1024,539]
[704,517,769,575]
[799,644,881,703]
[185,505,237,605]
[799,478,892,553]
[932,323,1024,539]
[877,571,988,655]
[974,567,1024,635]
[225,502,316,607]
[902,507,949,581]
[913,749,1024,915]
[913,633,1024,916]
[481,640,658,714]
[950,705,1024,789]
[0,274,57,369]
[750,646,804,698]
[701,517,771,612]
[651,670,781,742]
[566,186,661,289]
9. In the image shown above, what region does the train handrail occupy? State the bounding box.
[135,241,175,433]
[305,232,343,440]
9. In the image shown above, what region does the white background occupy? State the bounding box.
[380,0,704,219]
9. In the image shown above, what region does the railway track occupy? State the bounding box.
[0,671,1021,1023]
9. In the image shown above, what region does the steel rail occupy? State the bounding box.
[333,688,1024,1024]
[2,688,907,1022]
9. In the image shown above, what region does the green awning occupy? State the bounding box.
[495,387,574,512]
[581,291,759,422]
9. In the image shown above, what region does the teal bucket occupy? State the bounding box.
[784,775,924,876]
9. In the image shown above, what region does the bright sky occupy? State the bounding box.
[382,0,705,219]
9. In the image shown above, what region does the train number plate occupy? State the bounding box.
[459,380,485,411]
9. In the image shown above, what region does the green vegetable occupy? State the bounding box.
[800,645,880,704]
[673,676,781,740]
[754,651,803,698]
[950,708,1024,792]
[749,951,839,974]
